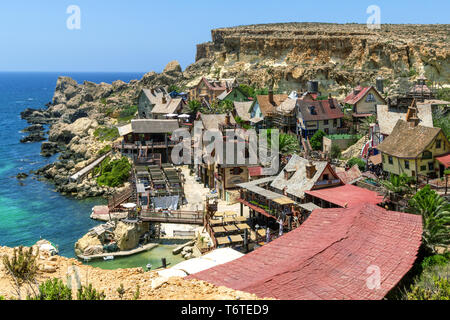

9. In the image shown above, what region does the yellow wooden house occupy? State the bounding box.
[377,118,450,179]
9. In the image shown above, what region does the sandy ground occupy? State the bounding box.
[180,166,250,217]
[0,246,263,300]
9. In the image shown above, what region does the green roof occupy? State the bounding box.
[326,134,360,140]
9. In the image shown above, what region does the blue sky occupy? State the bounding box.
[0,0,448,72]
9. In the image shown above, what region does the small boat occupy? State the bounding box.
[146,263,152,270]
[103,256,115,261]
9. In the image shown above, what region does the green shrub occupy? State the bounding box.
[94,127,119,142]
[2,246,39,284]
[330,144,341,159]
[238,84,255,98]
[77,283,105,300]
[118,105,138,122]
[406,274,450,300]
[0,296,4,300]
[421,253,450,270]
[97,145,112,156]
[117,283,125,300]
[347,157,366,171]
[28,278,72,300]
[97,157,132,188]
[310,130,326,151]
[133,285,140,300]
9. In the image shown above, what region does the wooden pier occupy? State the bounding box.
[140,210,204,225]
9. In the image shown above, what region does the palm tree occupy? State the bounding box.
[408,186,450,254]
[381,174,413,202]
[266,130,300,155]
[187,100,201,115]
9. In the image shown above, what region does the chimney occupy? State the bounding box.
[162,96,167,104]
[225,112,231,125]
[406,99,420,127]
[328,93,335,108]
[305,161,317,179]
[376,76,384,94]
[269,89,274,104]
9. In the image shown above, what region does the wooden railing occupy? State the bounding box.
[108,186,133,210]
[140,210,204,225]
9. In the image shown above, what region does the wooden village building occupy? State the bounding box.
[296,97,344,138]
[189,77,237,105]
[253,91,288,129]
[116,119,180,164]
[376,117,450,179]
[343,85,386,118]
[137,88,185,119]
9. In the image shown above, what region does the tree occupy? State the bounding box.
[330,144,341,159]
[279,133,300,155]
[380,173,412,201]
[310,130,326,151]
[239,84,255,98]
[187,100,201,115]
[408,185,450,254]
[347,157,366,171]
[358,114,376,136]
[265,130,300,155]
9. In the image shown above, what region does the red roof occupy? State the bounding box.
[189,203,422,300]
[248,166,263,177]
[305,184,384,208]
[336,165,363,185]
[436,153,450,168]
[297,98,344,121]
[344,86,372,105]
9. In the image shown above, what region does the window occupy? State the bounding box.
[428,162,434,171]
[422,151,432,159]
[388,156,393,165]
[366,93,375,102]
[323,174,329,180]
[420,165,426,171]
[436,140,441,149]
[404,160,410,170]
[333,119,338,127]
[231,167,243,175]
[324,120,329,125]
[382,155,386,164]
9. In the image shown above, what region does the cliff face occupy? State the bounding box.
[195,23,450,93]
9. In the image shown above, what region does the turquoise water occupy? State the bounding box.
[0,72,144,258]
[85,245,185,270]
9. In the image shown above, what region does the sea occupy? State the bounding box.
[0,72,151,259]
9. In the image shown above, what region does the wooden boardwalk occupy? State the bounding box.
[140,210,204,225]
[70,150,112,182]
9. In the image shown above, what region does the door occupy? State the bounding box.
[440,164,445,177]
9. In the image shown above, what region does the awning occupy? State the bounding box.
[273,197,294,205]
[369,153,382,165]
[237,198,276,220]
[436,154,450,168]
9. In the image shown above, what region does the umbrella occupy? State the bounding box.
[165,113,178,118]
[121,203,136,209]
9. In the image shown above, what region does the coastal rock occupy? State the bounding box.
[21,124,44,133]
[20,132,46,143]
[74,233,102,257]
[113,222,141,251]
[16,172,29,180]
[40,142,59,157]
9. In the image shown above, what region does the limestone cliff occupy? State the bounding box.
[195,23,449,94]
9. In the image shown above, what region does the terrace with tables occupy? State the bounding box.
[205,211,252,250]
